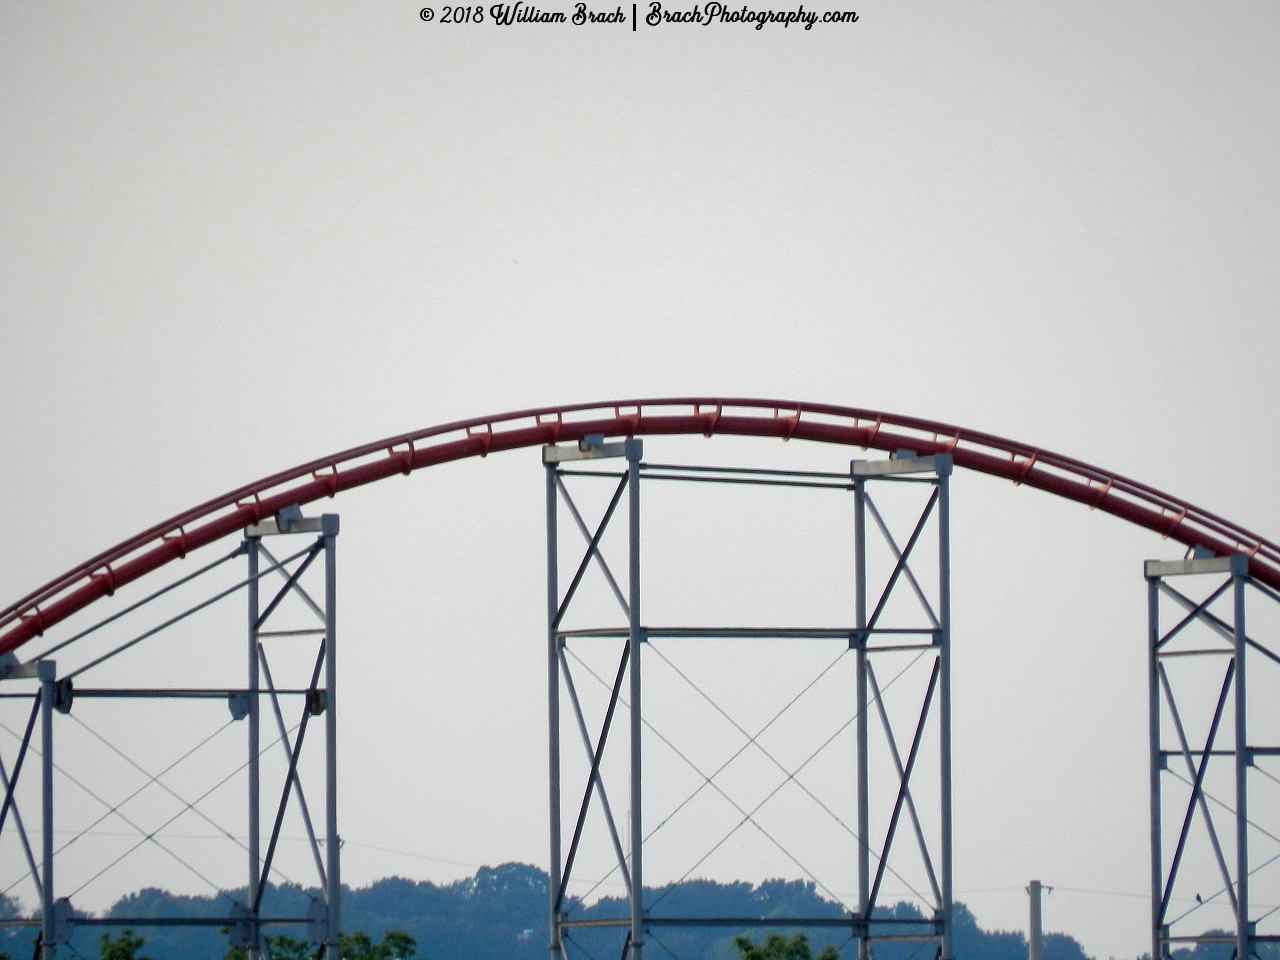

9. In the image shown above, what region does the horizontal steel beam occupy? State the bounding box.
[853,454,953,477]
[557,627,938,641]
[558,916,940,930]
[73,687,316,699]
[1146,556,1248,579]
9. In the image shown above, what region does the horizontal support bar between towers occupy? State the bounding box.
[0,917,316,929]
[557,916,940,930]
[557,627,940,644]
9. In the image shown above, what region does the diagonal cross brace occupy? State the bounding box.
[0,695,42,901]
[861,489,940,644]
[0,692,39,841]
[254,541,323,631]
[259,543,326,624]
[1158,663,1237,915]
[557,476,630,620]
[867,660,942,908]
[259,644,328,894]
[1160,659,1236,923]
[864,493,940,631]
[255,640,327,912]
[560,648,632,897]
[1159,583,1280,669]
[557,640,631,914]
[869,657,941,912]
[1157,579,1234,651]
[554,475,629,630]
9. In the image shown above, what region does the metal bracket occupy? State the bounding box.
[543,437,643,464]
[247,507,329,537]
[1145,555,1248,579]
[228,691,251,721]
[227,903,254,948]
[0,652,38,681]
[50,898,75,946]
[54,679,74,715]
[852,453,953,477]
[307,896,328,945]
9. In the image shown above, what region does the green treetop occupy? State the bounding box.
[734,932,841,960]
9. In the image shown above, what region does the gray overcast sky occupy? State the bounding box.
[2,3,1279,958]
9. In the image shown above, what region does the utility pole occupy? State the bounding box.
[1028,880,1050,960]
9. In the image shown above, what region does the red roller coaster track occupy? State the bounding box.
[2,397,1277,657]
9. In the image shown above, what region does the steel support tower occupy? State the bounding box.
[544,438,954,960]
[0,510,342,959]
[1147,553,1280,960]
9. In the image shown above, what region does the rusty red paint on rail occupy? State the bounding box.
[2,398,1277,656]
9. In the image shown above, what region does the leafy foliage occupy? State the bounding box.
[14,864,1099,960]
[223,929,415,960]
[99,929,151,960]
[338,929,417,959]
[733,933,840,960]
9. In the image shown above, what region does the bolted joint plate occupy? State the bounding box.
[307,896,328,945]
[227,692,250,721]
[54,678,73,714]
[50,898,75,946]
[543,437,643,464]
[227,903,254,948]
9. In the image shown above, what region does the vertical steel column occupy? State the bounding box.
[627,442,644,960]
[547,462,564,960]
[937,463,954,960]
[323,516,341,959]
[853,477,870,960]
[1233,559,1249,960]
[247,536,262,960]
[39,660,55,960]
[1148,575,1163,960]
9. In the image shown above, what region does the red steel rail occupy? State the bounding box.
[2,397,1277,657]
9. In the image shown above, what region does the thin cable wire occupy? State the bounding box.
[642,647,850,847]
[65,820,225,901]
[0,719,298,897]
[1165,767,1280,846]
[65,721,304,900]
[0,715,236,888]
[645,648,934,912]
[564,931,603,960]
[560,647,839,911]
[899,935,935,960]
[0,720,221,896]
[648,643,860,847]
[646,930,682,960]
[1253,762,1280,794]
[67,713,246,852]
[1165,846,1280,928]
[65,543,316,681]
[34,546,244,660]
[564,644,933,913]
[1050,886,1149,901]
[563,642,849,907]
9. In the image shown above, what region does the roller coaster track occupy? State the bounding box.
[3,397,1277,656]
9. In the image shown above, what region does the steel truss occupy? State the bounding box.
[1148,554,1280,960]
[543,438,954,960]
[0,510,342,960]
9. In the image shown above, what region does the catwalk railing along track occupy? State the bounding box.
[3,397,1277,655]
